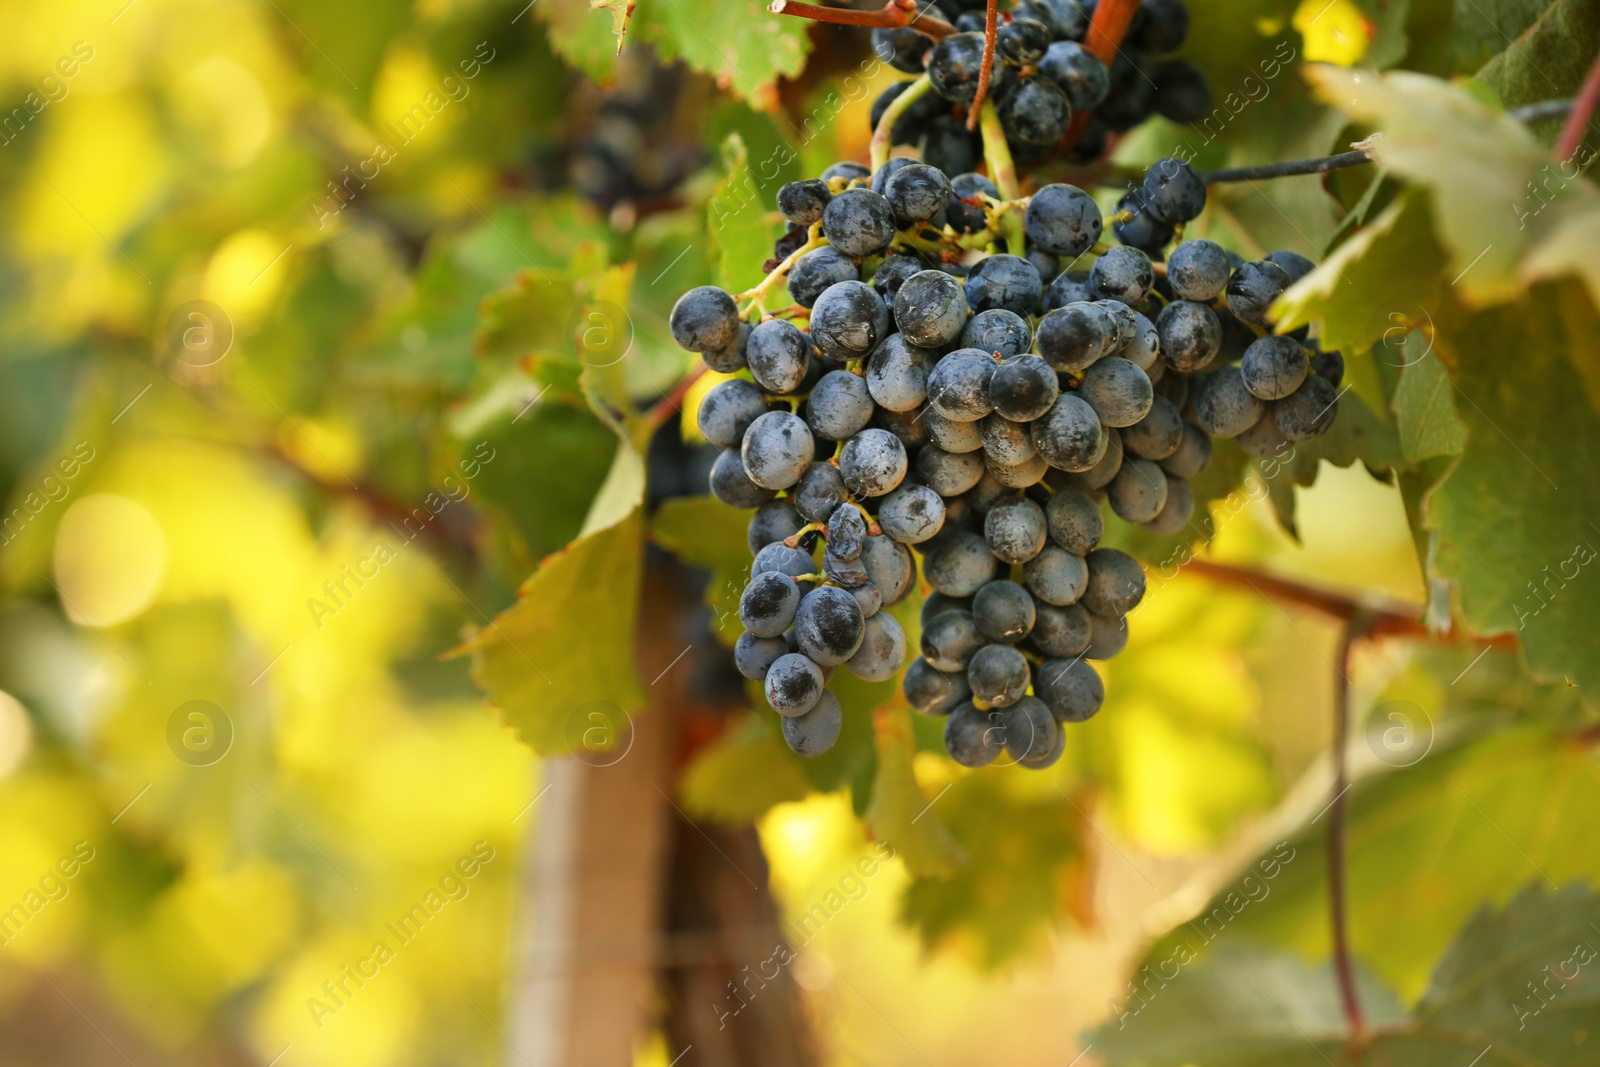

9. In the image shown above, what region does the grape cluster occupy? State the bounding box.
[671,147,1335,764]
[871,0,1209,170]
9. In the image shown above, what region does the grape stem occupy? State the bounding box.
[1330,619,1366,1047]
[966,0,1000,133]
[736,225,827,317]
[978,100,1027,255]
[871,73,934,173]
[1557,49,1600,161]
[1201,150,1374,184]
[768,0,955,40]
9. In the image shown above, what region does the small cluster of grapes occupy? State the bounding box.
[670,148,1338,765]
[871,0,1208,171]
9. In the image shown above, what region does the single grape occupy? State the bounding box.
[980,412,1038,467]
[793,585,866,666]
[921,591,972,625]
[806,370,876,441]
[1142,472,1194,535]
[1037,302,1117,372]
[871,156,919,196]
[1167,239,1231,302]
[1044,488,1103,555]
[884,163,954,225]
[1141,157,1207,224]
[765,652,825,716]
[1035,657,1103,722]
[740,570,801,638]
[922,529,999,596]
[989,354,1059,422]
[964,255,1043,316]
[964,469,1009,514]
[1028,248,1061,283]
[741,410,815,489]
[839,428,908,497]
[1111,189,1174,255]
[1132,0,1189,51]
[1121,394,1184,460]
[850,582,883,619]
[1274,374,1340,440]
[1151,58,1211,124]
[948,172,1000,234]
[751,541,815,585]
[1002,696,1060,766]
[1025,184,1103,258]
[968,643,1031,706]
[747,499,806,556]
[701,322,751,373]
[878,483,947,544]
[670,285,740,353]
[928,32,1011,104]
[1079,356,1154,428]
[944,701,1003,767]
[845,611,907,682]
[904,656,972,717]
[1118,311,1161,373]
[1107,456,1168,523]
[792,461,848,522]
[710,447,777,508]
[782,690,843,756]
[873,25,933,73]
[1018,0,1088,39]
[998,16,1053,64]
[1060,424,1122,491]
[872,254,923,300]
[984,495,1048,563]
[1226,259,1293,327]
[810,280,890,362]
[973,579,1037,643]
[788,246,859,309]
[1156,300,1222,373]
[735,631,788,681]
[1085,611,1129,659]
[1240,335,1308,401]
[1310,348,1345,387]
[822,188,897,258]
[921,608,986,671]
[1023,544,1088,606]
[821,161,870,182]
[987,449,1049,489]
[1266,249,1316,284]
[777,178,832,226]
[1000,75,1073,145]
[827,502,867,560]
[873,404,931,449]
[746,319,812,394]
[1029,601,1091,658]
[699,378,769,448]
[1033,393,1108,472]
[1159,420,1212,478]
[927,348,998,422]
[860,533,916,604]
[915,444,987,496]
[1083,547,1146,616]
[1089,246,1155,305]
[924,406,986,453]
[894,270,970,348]
[963,309,1032,359]
[1194,366,1266,439]
[1039,40,1109,110]
[1100,52,1157,132]
[1044,269,1093,311]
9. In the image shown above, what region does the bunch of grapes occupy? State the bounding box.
[670,148,1338,766]
[870,0,1209,171]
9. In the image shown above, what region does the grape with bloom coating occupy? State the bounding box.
[782,690,843,756]
[878,483,946,544]
[806,370,875,441]
[839,428,908,497]
[984,496,1048,564]
[741,410,815,489]
[699,378,768,448]
[670,285,740,353]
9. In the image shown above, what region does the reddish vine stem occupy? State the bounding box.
[643,364,710,432]
[1183,558,1518,648]
[1556,47,1600,161]
[1330,620,1366,1044]
[768,0,955,40]
[1063,0,1140,148]
[966,0,1000,132]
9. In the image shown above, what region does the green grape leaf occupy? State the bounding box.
[1475,0,1600,109]
[1391,350,1467,463]
[680,714,813,824]
[454,446,646,755]
[1088,944,1406,1067]
[1426,287,1600,690]
[865,705,964,879]
[708,133,784,302]
[538,0,809,104]
[1303,67,1600,309]
[1452,0,1551,74]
